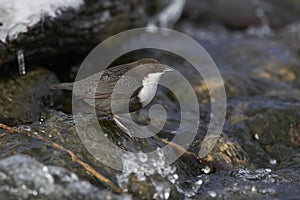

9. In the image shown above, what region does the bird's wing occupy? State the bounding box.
[84,92,111,99]
[74,64,144,100]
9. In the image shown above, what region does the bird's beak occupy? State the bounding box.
[164,67,174,72]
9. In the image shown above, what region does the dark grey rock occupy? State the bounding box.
[183,0,300,29]
[0,67,60,123]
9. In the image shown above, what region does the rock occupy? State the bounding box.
[0,155,128,200]
[263,0,300,27]
[226,97,300,168]
[183,0,300,29]
[205,136,251,170]
[215,38,300,100]
[188,36,300,102]
[0,109,205,199]
[0,67,60,123]
[184,0,259,29]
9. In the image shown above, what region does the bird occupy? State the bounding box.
[50,58,173,117]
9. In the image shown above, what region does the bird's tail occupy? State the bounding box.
[49,82,73,90]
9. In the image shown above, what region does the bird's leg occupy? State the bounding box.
[113,115,133,138]
[97,114,133,138]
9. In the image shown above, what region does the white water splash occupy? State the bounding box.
[117,148,178,199]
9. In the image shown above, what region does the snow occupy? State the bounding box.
[0,0,83,42]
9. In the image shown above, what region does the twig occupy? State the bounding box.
[160,138,209,165]
[0,122,123,193]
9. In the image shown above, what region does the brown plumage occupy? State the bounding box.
[50,58,172,116]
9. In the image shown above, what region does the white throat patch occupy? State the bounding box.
[138,72,163,107]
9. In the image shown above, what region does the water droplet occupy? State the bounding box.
[21,184,27,190]
[138,152,148,162]
[32,190,38,196]
[42,166,48,172]
[173,174,178,180]
[152,180,171,199]
[157,147,164,158]
[265,168,272,173]
[169,166,176,174]
[269,159,277,165]
[202,166,211,174]
[164,190,170,199]
[39,116,45,123]
[195,179,203,185]
[105,193,112,200]
[208,191,217,198]
[17,125,32,132]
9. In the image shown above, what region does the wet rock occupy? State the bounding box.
[226,97,300,169]
[263,0,300,27]
[184,0,300,29]
[205,136,251,170]
[0,109,207,198]
[192,36,300,101]
[0,155,128,200]
[184,0,259,29]
[191,168,300,200]
[0,67,60,123]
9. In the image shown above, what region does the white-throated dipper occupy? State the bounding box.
[50,58,173,116]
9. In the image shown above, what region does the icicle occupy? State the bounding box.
[17,49,26,75]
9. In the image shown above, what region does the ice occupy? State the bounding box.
[147,0,186,30]
[17,49,26,75]
[0,0,83,42]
